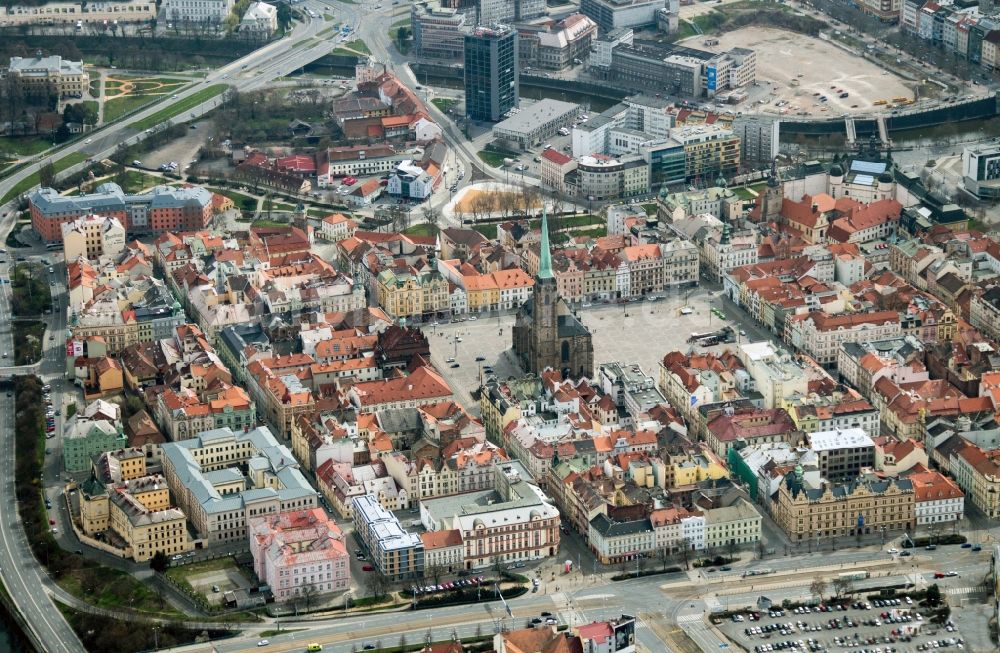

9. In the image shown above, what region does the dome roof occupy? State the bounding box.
[829,164,844,177]
[878,171,893,183]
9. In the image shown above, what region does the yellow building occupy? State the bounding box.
[376,266,449,320]
[773,471,914,542]
[670,450,729,488]
[463,274,500,313]
[83,474,193,561]
[4,54,86,99]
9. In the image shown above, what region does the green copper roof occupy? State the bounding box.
[538,207,553,280]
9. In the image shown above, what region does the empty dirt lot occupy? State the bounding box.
[686,27,913,115]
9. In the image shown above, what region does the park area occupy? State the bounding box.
[445,182,543,221]
[103,75,189,122]
[686,27,913,115]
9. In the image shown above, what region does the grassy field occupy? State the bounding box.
[472,223,497,239]
[104,94,158,121]
[342,38,371,55]
[58,567,182,617]
[0,136,53,158]
[0,152,87,204]
[389,19,411,55]
[432,98,458,113]
[402,223,439,237]
[117,170,163,193]
[476,150,508,168]
[88,70,101,97]
[133,84,229,131]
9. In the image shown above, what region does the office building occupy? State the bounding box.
[492,98,580,150]
[962,142,1000,200]
[517,14,598,70]
[412,3,467,61]
[479,0,546,24]
[60,214,127,263]
[806,428,876,482]
[0,2,157,28]
[580,0,664,33]
[464,26,519,122]
[420,466,560,570]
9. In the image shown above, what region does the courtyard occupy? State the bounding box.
[166,556,255,607]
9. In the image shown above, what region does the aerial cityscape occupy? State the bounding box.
[0,0,999,651]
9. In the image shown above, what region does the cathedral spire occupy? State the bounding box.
[538,207,554,280]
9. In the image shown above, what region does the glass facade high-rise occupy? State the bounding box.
[464,26,519,122]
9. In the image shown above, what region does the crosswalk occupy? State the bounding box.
[677,613,704,624]
[945,586,986,596]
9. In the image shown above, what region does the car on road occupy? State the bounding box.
[309,645,325,652]
[362,645,375,651]
[933,572,946,579]
[960,542,972,548]
[899,550,912,557]
[256,640,269,647]
[84,138,92,144]
[972,545,982,551]
[362,564,374,571]
[887,547,899,554]
[449,362,460,368]
[946,571,959,577]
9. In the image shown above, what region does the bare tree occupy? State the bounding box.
[427,564,445,588]
[420,205,441,232]
[678,538,692,571]
[810,577,828,604]
[832,577,853,598]
[657,547,672,571]
[301,583,318,611]
[398,634,407,650]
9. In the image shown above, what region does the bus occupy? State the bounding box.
[838,571,870,581]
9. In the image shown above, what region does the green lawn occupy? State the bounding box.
[118,170,162,193]
[0,152,87,204]
[88,70,101,97]
[642,203,658,216]
[403,223,439,237]
[133,84,229,131]
[58,566,182,617]
[472,223,497,239]
[732,186,759,200]
[11,263,52,317]
[432,98,458,113]
[342,38,371,55]
[574,226,607,239]
[251,218,290,227]
[389,19,411,55]
[0,136,53,158]
[477,150,508,168]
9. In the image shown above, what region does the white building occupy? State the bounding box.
[680,511,705,550]
[492,98,580,151]
[910,469,965,527]
[962,142,1000,201]
[240,1,277,36]
[162,0,235,26]
[387,161,435,200]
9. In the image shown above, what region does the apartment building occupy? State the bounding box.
[0,1,156,27]
[518,14,598,71]
[162,426,318,547]
[946,438,1000,519]
[347,366,452,413]
[352,494,424,580]
[909,469,964,526]
[806,429,876,482]
[588,514,655,564]
[702,497,762,551]
[61,214,127,263]
[248,508,350,603]
[376,265,450,321]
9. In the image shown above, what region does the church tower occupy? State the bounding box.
[761,157,783,222]
[532,209,559,368]
[512,207,594,379]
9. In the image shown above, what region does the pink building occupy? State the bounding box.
[248,508,350,602]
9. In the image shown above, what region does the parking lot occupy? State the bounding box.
[718,597,966,653]
[688,27,913,115]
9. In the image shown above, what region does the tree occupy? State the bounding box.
[150,550,170,573]
[276,3,292,31]
[810,577,828,603]
[39,161,55,189]
[832,577,853,598]
[657,547,672,571]
[678,538,692,571]
[301,583,318,611]
[427,564,444,588]
[420,205,441,231]
[398,634,407,650]
[490,555,505,580]
[925,584,942,606]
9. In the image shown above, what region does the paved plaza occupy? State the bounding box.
[428,286,738,413]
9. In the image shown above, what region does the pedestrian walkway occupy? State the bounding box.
[945,586,986,596]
